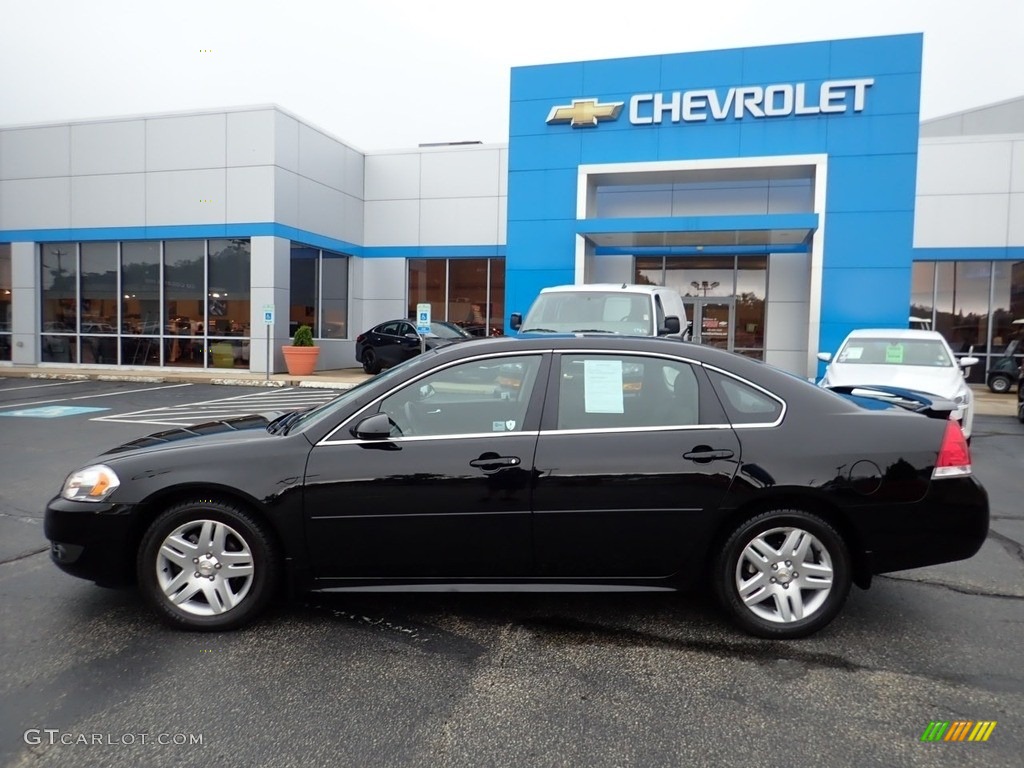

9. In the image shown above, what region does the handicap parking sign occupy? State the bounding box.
[416,303,431,334]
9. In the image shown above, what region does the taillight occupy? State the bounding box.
[356,333,366,343]
[932,419,971,478]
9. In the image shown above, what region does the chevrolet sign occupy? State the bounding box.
[547,78,874,128]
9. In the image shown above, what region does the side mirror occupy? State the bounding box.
[350,413,394,440]
[510,313,523,331]
[404,333,419,340]
[660,316,681,335]
[817,352,833,363]
[959,356,980,368]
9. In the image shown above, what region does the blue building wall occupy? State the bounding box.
[506,34,923,355]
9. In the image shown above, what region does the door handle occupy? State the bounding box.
[469,455,521,471]
[682,447,735,463]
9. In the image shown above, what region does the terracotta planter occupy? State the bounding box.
[282,345,320,376]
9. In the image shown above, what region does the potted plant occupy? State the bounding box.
[282,325,319,376]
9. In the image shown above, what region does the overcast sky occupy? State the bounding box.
[2,0,1022,151]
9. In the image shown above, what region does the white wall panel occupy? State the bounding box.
[351,298,408,335]
[341,146,365,199]
[274,168,299,229]
[1008,193,1024,245]
[145,169,226,225]
[274,112,300,174]
[767,252,810,303]
[1,126,70,179]
[342,192,364,244]
[1012,141,1024,193]
[591,255,634,284]
[420,197,500,246]
[364,199,419,246]
[917,140,1013,195]
[71,121,145,175]
[227,166,275,222]
[71,174,145,228]
[421,148,501,199]
[499,148,509,197]
[765,301,810,352]
[766,183,814,213]
[298,124,345,191]
[226,110,276,167]
[297,177,344,241]
[497,194,507,243]
[146,114,226,172]
[672,186,769,216]
[765,349,808,376]
[0,178,70,229]
[356,258,407,301]
[364,153,420,200]
[914,194,1010,247]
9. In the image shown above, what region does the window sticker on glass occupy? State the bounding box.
[839,347,863,361]
[885,344,904,364]
[584,359,625,414]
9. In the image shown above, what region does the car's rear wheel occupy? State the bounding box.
[137,500,279,631]
[362,348,381,374]
[988,374,1012,394]
[714,510,851,639]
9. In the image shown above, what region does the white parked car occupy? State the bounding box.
[818,329,979,439]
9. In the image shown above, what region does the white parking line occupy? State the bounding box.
[0,382,195,410]
[0,380,89,392]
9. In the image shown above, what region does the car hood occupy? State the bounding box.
[822,364,966,398]
[99,412,292,458]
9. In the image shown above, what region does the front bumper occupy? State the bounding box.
[44,497,140,586]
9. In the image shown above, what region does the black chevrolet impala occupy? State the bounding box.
[45,336,988,639]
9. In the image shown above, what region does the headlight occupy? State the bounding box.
[61,464,120,502]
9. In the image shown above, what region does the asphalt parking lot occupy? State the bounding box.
[0,377,1021,768]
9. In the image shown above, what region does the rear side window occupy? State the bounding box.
[707,369,783,425]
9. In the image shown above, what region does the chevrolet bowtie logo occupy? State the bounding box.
[546,98,624,128]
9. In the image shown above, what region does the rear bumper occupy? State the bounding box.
[44,497,140,586]
[862,476,989,575]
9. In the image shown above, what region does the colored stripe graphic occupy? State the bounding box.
[921,720,996,742]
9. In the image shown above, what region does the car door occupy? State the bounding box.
[303,352,549,579]
[531,351,741,578]
[373,321,406,368]
[395,321,422,363]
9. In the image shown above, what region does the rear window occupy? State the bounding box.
[707,370,783,425]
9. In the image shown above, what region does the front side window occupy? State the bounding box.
[556,354,700,430]
[378,355,542,438]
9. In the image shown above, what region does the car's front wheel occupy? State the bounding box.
[988,374,1012,394]
[714,510,851,639]
[137,500,280,631]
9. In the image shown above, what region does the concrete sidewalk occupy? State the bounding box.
[1,364,1017,417]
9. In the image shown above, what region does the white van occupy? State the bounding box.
[510,283,690,340]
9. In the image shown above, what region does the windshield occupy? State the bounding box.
[285,355,423,433]
[521,292,653,335]
[428,322,472,339]
[835,338,953,367]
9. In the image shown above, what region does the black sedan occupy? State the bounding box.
[45,336,988,639]
[355,319,471,373]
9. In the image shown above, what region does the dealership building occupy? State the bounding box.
[1,33,1021,378]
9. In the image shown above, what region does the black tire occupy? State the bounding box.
[137,500,280,631]
[362,348,381,374]
[713,509,851,639]
[988,375,1011,394]
[1018,402,1024,424]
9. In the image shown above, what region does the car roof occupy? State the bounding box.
[843,329,947,341]
[538,283,664,295]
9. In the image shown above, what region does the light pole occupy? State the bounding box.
[690,280,720,297]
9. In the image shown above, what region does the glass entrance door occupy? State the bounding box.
[686,299,735,350]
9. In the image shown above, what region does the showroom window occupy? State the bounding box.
[289,244,350,339]
[407,257,505,337]
[0,244,11,361]
[40,239,251,368]
[911,260,1024,381]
